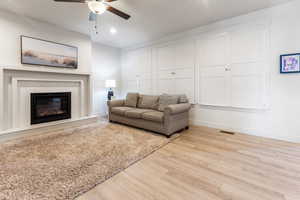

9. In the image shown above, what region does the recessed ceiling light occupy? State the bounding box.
[110,27,117,35]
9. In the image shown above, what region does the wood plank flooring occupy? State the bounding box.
[76,126,300,200]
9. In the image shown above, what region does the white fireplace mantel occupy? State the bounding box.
[0,66,95,134]
[1,66,92,76]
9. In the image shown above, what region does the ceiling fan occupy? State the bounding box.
[53,0,131,20]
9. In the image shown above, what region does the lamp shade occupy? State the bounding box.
[105,80,116,88]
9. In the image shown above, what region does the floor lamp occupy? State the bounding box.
[105,80,116,101]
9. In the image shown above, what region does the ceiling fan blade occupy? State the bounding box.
[54,0,86,3]
[107,6,130,20]
[54,0,118,2]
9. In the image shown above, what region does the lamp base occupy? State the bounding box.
[108,90,114,101]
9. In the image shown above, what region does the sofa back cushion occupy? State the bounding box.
[138,95,159,110]
[177,94,189,103]
[124,93,139,107]
[158,94,179,111]
[158,94,189,111]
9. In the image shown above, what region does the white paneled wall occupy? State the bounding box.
[154,40,196,103]
[121,40,196,103]
[121,23,269,109]
[122,1,300,142]
[198,33,231,107]
[198,24,269,109]
[121,48,152,96]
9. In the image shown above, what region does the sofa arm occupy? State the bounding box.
[107,100,125,108]
[165,103,191,115]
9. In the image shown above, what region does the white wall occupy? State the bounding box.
[193,0,300,142]
[0,10,121,122]
[0,9,92,73]
[0,9,95,131]
[92,43,121,116]
[121,0,300,142]
[0,9,122,127]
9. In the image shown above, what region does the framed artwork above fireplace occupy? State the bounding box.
[31,92,71,125]
[21,36,78,69]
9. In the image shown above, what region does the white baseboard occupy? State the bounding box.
[0,115,99,142]
[190,119,300,143]
[190,119,231,132]
[190,119,262,135]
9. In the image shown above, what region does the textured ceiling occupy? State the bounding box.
[0,0,291,48]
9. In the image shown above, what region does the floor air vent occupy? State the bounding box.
[220,130,235,135]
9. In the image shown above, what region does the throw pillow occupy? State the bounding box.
[158,94,179,111]
[124,93,139,107]
[162,93,189,103]
[178,94,189,103]
[138,95,159,109]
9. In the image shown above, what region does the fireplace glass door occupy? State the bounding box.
[31,92,71,125]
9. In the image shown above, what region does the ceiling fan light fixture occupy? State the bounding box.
[88,1,108,15]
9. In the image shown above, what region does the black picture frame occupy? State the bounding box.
[21,35,78,69]
[280,53,300,74]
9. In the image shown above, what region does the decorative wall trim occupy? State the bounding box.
[0,68,3,130]
[88,75,94,116]
[0,66,93,132]
[11,77,85,128]
[1,66,91,76]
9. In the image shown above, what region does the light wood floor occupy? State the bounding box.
[77,126,300,200]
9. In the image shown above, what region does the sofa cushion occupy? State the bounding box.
[138,95,159,110]
[162,93,189,103]
[142,111,164,123]
[177,94,189,103]
[111,107,133,116]
[158,94,179,111]
[124,93,139,107]
[125,109,153,119]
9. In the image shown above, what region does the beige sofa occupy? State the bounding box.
[107,93,191,137]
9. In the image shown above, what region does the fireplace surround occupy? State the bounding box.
[0,66,95,133]
[31,92,71,125]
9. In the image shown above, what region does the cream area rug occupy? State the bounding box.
[0,122,176,200]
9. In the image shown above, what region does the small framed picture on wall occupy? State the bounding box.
[280,53,300,73]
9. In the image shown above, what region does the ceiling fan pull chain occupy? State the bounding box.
[95,15,99,34]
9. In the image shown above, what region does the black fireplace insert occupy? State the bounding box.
[31,92,71,125]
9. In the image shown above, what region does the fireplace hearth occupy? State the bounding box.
[31,92,71,125]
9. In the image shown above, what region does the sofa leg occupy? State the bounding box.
[186,126,189,130]
[166,135,171,138]
[177,129,184,133]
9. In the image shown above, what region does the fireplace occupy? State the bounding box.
[31,92,71,125]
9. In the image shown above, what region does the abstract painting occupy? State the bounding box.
[280,53,300,73]
[21,36,78,69]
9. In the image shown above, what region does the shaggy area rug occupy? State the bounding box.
[0,122,175,200]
